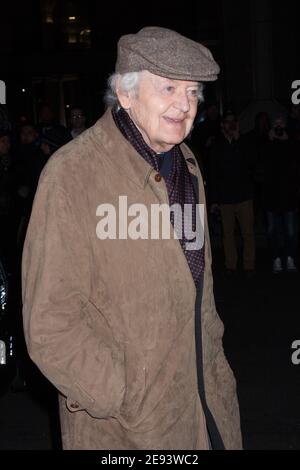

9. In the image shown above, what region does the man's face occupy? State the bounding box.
[20,125,38,145]
[117,71,199,153]
[222,114,238,135]
[70,108,86,129]
[0,135,10,156]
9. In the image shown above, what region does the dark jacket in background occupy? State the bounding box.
[189,119,221,181]
[16,141,49,217]
[0,153,15,216]
[261,139,300,211]
[0,153,18,263]
[209,134,256,205]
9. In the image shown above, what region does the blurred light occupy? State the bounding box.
[66,104,70,109]
[80,28,91,35]
[79,28,92,47]
[68,33,77,44]
[68,16,76,21]
[22,88,26,93]
[46,15,54,24]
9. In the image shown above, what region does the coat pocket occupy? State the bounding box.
[119,342,147,425]
[79,300,126,418]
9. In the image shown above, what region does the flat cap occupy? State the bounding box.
[115,26,220,82]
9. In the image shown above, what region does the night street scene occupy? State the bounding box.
[0,0,300,456]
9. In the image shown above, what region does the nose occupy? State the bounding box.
[174,89,190,113]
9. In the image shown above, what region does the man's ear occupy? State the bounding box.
[116,84,132,110]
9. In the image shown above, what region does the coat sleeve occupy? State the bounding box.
[22,178,125,418]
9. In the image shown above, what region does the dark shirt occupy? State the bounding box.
[261,139,300,211]
[158,151,173,179]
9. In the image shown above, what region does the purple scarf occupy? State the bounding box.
[112,107,204,286]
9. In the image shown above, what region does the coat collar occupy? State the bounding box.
[91,108,198,189]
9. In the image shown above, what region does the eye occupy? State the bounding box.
[187,89,199,99]
[166,86,175,93]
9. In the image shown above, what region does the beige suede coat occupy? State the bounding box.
[22,109,242,450]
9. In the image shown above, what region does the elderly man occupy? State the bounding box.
[22,27,242,450]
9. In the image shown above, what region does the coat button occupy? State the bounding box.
[155,173,162,182]
[70,401,80,409]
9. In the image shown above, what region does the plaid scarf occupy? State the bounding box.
[112,106,205,286]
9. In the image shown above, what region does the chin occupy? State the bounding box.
[164,132,186,145]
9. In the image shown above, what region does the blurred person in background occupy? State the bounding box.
[262,115,299,274]
[210,110,256,278]
[69,106,87,139]
[0,128,17,269]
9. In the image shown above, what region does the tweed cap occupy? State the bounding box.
[115,26,220,82]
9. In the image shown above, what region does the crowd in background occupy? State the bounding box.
[0,99,300,393]
[0,103,88,390]
[0,104,87,271]
[189,103,300,277]
[1,100,300,279]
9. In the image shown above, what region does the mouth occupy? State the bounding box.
[163,117,185,125]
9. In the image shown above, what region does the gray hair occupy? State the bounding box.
[104,72,143,108]
[104,71,204,109]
